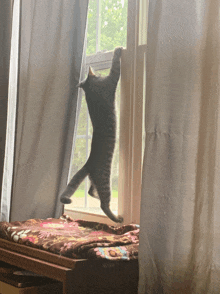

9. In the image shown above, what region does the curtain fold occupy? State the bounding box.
[1,0,88,222]
[0,1,13,205]
[139,0,220,293]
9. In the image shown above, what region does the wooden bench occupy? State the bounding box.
[0,238,138,294]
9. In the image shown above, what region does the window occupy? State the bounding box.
[64,0,147,225]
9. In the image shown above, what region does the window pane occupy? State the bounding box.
[86,0,128,55]
[100,0,128,51]
[67,0,127,216]
[86,0,97,55]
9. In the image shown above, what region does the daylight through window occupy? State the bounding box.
[67,0,128,216]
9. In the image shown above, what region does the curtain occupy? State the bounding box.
[0,0,88,222]
[139,0,220,293]
[0,0,20,223]
[0,1,13,206]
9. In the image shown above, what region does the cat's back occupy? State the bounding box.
[84,80,116,135]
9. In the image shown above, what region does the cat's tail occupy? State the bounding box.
[101,203,123,223]
[60,165,88,204]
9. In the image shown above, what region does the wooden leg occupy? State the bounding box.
[63,271,77,294]
[63,280,69,294]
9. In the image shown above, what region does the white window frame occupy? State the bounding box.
[64,0,148,225]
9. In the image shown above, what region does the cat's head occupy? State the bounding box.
[77,67,96,90]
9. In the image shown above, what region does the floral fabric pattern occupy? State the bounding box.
[0,215,139,260]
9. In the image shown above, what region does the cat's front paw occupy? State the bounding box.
[60,196,72,204]
[114,47,123,59]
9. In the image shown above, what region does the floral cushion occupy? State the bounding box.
[0,215,139,260]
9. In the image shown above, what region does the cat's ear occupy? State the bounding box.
[76,82,82,88]
[76,67,94,88]
[76,80,86,88]
[88,66,95,76]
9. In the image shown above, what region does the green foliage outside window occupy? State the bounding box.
[86,0,128,55]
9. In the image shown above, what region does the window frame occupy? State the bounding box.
[64,0,147,225]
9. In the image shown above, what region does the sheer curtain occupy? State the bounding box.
[0,0,88,222]
[139,0,220,293]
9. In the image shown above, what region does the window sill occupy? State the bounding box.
[64,208,122,226]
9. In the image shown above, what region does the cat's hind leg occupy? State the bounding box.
[60,165,88,204]
[88,183,99,199]
[91,176,123,223]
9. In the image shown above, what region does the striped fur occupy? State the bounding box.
[60,47,123,223]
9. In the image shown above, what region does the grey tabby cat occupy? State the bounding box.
[60,47,123,223]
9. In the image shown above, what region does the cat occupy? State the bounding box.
[60,47,123,223]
